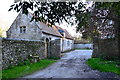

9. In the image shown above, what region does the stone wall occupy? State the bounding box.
[7,13,43,40]
[92,38,119,59]
[47,39,61,58]
[1,38,46,69]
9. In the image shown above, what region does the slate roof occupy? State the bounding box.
[30,12,73,40]
[55,26,74,40]
[38,22,62,37]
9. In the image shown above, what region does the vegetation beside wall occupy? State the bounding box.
[2,59,56,79]
[86,58,120,75]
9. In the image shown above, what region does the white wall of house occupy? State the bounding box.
[42,33,74,52]
[62,38,74,52]
[42,33,63,51]
[74,44,93,49]
[42,33,61,41]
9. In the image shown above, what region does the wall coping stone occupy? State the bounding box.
[2,38,44,42]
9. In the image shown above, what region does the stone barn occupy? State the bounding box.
[6,12,74,52]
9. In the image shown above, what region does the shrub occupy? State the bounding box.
[24,59,31,65]
[18,62,24,66]
[48,57,60,60]
[7,64,14,69]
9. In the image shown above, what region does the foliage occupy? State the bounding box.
[18,61,25,66]
[9,1,120,39]
[9,1,86,26]
[95,2,120,18]
[48,57,60,60]
[7,64,15,69]
[28,54,41,63]
[2,59,56,78]
[18,59,31,66]
[76,2,120,40]
[87,58,120,75]
[95,2,120,40]
[17,54,41,67]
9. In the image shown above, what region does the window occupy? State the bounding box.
[20,26,26,33]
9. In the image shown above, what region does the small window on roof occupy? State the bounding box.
[20,26,26,33]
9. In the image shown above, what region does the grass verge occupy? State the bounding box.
[86,58,120,75]
[2,59,56,79]
[48,57,60,60]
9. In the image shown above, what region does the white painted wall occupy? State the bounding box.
[62,38,74,52]
[42,33,61,41]
[74,44,93,49]
[42,33,74,52]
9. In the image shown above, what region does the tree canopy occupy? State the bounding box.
[9,0,86,26]
[75,2,120,40]
[9,1,120,40]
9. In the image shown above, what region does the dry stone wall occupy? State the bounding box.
[47,39,61,58]
[92,38,119,60]
[1,38,46,69]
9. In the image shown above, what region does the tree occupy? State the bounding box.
[9,1,120,40]
[75,2,120,40]
[9,0,86,26]
[95,2,120,41]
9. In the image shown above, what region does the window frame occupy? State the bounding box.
[19,26,26,33]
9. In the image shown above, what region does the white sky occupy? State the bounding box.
[0,0,18,30]
[0,0,83,37]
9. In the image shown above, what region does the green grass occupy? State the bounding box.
[48,57,60,60]
[2,59,56,79]
[86,58,120,75]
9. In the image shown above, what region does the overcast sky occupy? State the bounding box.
[0,0,85,37]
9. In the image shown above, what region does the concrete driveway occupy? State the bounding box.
[23,50,119,79]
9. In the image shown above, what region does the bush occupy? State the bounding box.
[7,64,14,69]
[18,62,24,66]
[24,59,31,65]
